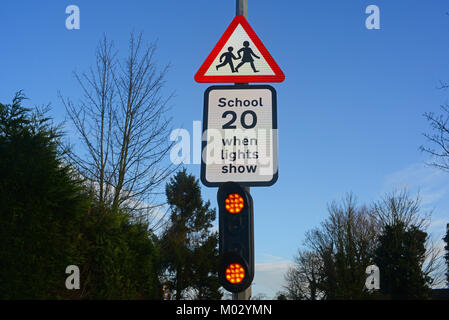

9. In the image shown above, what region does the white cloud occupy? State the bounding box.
[382,162,449,206]
[430,218,448,233]
[252,256,293,299]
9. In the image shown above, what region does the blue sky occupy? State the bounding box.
[1,0,449,298]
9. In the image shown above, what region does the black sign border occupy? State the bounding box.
[201,84,278,188]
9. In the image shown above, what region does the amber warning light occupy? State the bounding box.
[225,263,245,284]
[225,193,244,214]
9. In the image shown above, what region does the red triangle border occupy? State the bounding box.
[194,15,285,83]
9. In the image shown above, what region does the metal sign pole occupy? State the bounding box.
[236,0,247,18]
[233,0,252,301]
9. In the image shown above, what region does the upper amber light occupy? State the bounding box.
[224,193,245,214]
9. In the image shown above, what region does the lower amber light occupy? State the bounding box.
[225,193,244,214]
[225,263,245,284]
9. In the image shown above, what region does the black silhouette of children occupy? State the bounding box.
[216,46,239,73]
[235,41,260,73]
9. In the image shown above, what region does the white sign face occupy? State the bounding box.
[201,85,278,187]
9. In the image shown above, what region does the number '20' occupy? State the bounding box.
[222,110,257,129]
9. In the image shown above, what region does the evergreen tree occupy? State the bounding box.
[160,169,221,300]
[372,190,434,299]
[374,222,432,299]
[0,92,162,299]
[0,92,88,298]
[79,207,162,299]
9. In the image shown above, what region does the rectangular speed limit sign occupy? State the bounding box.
[201,85,278,187]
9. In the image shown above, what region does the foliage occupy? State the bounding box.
[371,190,440,297]
[285,190,440,300]
[373,221,431,299]
[309,195,376,299]
[159,169,221,300]
[0,92,87,298]
[77,206,162,299]
[283,250,321,300]
[0,92,161,299]
[283,194,377,300]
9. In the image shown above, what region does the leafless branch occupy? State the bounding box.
[60,32,176,227]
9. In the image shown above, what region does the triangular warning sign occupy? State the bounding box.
[195,15,285,83]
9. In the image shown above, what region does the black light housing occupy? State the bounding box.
[217,182,254,293]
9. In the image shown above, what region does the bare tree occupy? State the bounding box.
[60,32,175,226]
[370,189,430,230]
[420,82,449,171]
[313,195,378,299]
[287,191,446,299]
[285,194,378,300]
[283,250,322,300]
[60,36,116,208]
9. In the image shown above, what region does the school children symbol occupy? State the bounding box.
[216,41,260,73]
[195,15,285,83]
